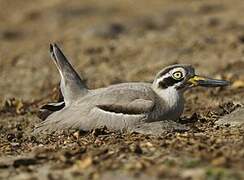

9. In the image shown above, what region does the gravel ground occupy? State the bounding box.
[0,0,244,179]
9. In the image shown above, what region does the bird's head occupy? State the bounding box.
[152,64,229,93]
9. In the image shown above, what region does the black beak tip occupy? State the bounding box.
[218,79,231,87]
[199,79,230,87]
[224,80,231,86]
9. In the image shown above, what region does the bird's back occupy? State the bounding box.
[82,82,155,104]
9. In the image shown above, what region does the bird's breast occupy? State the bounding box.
[151,88,185,121]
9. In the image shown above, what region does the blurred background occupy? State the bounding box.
[0,0,244,101]
[0,0,244,179]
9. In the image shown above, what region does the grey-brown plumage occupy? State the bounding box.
[34,44,229,134]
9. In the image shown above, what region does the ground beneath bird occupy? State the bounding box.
[0,0,244,179]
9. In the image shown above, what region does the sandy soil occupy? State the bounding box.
[0,0,244,179]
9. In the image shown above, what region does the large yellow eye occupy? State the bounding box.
[172,71,183,80]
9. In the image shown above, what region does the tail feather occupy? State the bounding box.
[38,101,65,120]
[50,43,88,105]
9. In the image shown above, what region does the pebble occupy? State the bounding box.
[215,107,244,127]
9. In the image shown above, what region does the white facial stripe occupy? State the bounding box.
[155,68,187,90]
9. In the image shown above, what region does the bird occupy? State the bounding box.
[34,43,229,134]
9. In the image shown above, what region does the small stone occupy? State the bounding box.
[130,144,143,154]
[215,107,244,127]
[232,80,244,88]
[73,131,80,139]
[76,157,93,169]
[181,169,205,180]
[13,158,38,168]
[211,156,227,166]
[7,133,16,141]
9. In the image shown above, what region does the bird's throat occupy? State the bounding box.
[154,86,184,112]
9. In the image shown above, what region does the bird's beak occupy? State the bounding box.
[187,75,230,87]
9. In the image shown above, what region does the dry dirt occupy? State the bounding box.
[0,0,244,179]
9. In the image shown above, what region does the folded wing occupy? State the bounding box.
[34,84,157,133]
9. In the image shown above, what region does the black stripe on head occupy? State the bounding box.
[158,76,182,89]
[157,64,193,79]
[158,67,175,78]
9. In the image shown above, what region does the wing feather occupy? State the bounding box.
[34,83,157,133]
[97,99,154,114]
